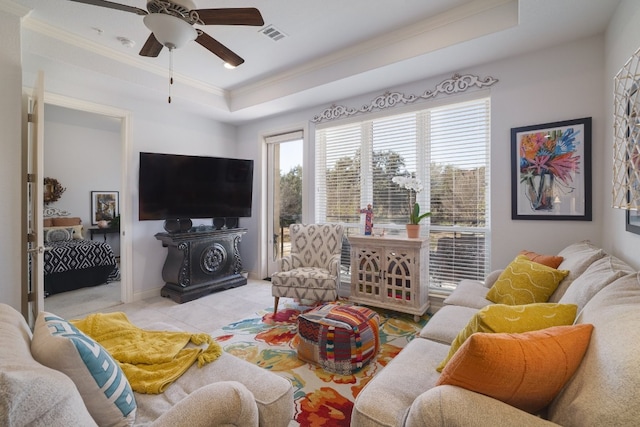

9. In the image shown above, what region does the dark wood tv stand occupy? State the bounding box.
[155,227,247,303]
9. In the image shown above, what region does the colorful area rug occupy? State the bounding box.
[211,300,429,427]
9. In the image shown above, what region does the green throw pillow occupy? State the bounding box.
[437,302,578,372]
[486,255,569,305]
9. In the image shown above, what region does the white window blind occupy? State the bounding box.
[315,98,491,291]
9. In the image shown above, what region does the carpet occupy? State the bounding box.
[211,299,429,427]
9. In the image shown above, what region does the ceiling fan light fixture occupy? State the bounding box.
[143,13,197,50]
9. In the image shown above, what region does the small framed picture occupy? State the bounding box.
[511,117,592,220]
[91,191,119,225]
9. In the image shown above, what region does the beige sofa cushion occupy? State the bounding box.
[549,273,640,426]
[549,240,605,302]
[134,322,294,427]
[149,381,259,427]
[558,255,634,312]
[419,305,479,344]
[351,337,449,427]
[0,304,97,427]
[443,279,494,309]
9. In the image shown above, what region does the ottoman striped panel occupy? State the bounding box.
[297,303,380,375]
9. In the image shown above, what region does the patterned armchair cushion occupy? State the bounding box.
[272,224,344,303]
[289,224,343,269]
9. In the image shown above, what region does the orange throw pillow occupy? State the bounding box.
[519,250,564,269]
[436,324,593,414]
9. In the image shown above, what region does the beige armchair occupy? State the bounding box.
[271,223,344,314]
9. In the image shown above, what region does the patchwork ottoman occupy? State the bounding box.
[296,303,380,375]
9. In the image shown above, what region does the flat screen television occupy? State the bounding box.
[138,152,254,221]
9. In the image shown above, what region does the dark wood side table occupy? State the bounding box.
[88,227,120,242]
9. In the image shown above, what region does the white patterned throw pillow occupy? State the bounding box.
[31,312,137,427]
[43,227,75,242]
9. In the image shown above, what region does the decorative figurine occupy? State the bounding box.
[359,204,374,235]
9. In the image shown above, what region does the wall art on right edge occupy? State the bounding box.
[511,117,592,221]
[627,210,640,235]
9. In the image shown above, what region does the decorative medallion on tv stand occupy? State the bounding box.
[155,226,247,303]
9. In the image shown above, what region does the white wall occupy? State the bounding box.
[0,9,24,310]
[128,113,238,299]
[603,0,640,270]
[44,105,121,229]
[23,65,239,301]
[238,35,609,276]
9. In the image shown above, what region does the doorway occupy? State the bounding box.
[41,94,131,318]
[265,131,304,278]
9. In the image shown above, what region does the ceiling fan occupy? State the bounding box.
[68,0,265,68]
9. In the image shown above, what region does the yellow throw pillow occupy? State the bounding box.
[436,303,577,371]
[436,324,594,414]
[486,255,569,305]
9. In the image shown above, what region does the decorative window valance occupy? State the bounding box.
[311,73,498,123]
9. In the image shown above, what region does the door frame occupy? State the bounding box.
[259,125,310,280]
[42,92,133,303]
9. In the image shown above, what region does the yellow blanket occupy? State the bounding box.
[71,312,222,394]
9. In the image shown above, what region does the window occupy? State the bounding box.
[315,97,491,291]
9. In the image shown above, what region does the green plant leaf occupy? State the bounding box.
[410,203,432,224]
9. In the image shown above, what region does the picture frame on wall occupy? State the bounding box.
[627,209,640,235]
[511,117,592,221]
[91,191,119,225]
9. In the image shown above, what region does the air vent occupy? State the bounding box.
[260,24,286,41]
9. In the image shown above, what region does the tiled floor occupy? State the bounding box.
[121,280,276,332]
[47,277,353,331]
[58,280,278,333]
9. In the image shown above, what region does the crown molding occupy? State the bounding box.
[232,0,515,99]
[22,15,226,99]
[0,0,31,18]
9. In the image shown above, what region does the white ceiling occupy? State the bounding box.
[5,0,621,124]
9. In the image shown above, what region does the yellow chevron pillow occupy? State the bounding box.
[436,302,577,372]
[486,255,569,305]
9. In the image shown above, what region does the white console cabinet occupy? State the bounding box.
[348,235,429,321]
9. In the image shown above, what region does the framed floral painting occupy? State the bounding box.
[511,117,592,220]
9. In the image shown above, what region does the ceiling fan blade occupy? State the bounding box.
[67,0,147,16]
[139,34,164,57]
[196,31,245,67]
[195,8,264,26]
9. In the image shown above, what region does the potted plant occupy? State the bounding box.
[392,176,431,238]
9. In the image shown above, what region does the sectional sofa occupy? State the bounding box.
[0,304,294,426]
[352,241,640,426]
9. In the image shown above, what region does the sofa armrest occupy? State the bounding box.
[149,381,258,427]
[405,385,558,427]
[484,269,503,288]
